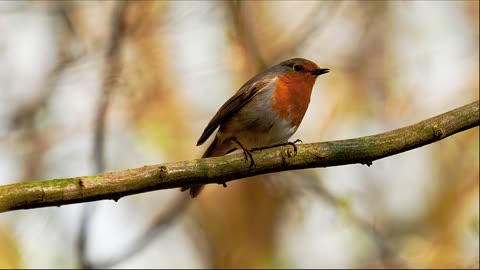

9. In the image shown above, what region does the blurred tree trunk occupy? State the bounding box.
[194,177,281,268]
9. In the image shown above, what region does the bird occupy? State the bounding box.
[181,58,329,198]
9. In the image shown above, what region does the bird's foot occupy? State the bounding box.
[232,137,255,168]
[285,139,303,157]
[251,139,303,157]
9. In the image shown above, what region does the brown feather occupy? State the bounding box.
[196,75,274,146]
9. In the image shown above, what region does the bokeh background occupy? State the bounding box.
[0,1,478,269]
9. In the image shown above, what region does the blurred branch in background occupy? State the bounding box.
[81,194,191,269]
[268,1,343,62]
[226,1,342,71]
[78,2,128,269]
[301,177,408,269]
[92,1,128,175]
[226,0,267,72]
[7,3,86,182]
[76,2,196,268]
[0,100,477,212]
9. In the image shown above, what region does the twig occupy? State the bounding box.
[0,100,477,213]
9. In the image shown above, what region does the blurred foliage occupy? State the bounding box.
[0,0,478,269]
[0,225,21,268]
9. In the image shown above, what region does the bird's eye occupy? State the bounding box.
[293,64,303,72]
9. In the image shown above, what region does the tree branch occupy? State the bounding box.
[0,101,478,213]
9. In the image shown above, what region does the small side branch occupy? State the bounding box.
[0,101,478,213]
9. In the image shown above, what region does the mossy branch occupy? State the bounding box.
[0,101,478,213]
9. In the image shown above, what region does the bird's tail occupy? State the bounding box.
[201,135,224,158]
[181,136,231,198]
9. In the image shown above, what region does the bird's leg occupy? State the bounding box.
[251,139,303,157]
[286,139,303,156]
[232,137,255,168]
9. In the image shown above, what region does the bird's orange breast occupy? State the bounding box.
[271,74,315,128]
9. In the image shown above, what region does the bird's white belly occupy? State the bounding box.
[221,89,298,149]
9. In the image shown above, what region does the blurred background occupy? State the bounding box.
[0,0,478,269]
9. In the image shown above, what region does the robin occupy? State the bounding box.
[181,58,329,198]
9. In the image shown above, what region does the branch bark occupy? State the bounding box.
[0,101,478,213]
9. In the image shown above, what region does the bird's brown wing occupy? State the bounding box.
[196,77,273,146]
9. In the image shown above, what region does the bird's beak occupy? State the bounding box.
[310,68,330,75]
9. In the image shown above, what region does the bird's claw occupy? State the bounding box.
[248,139,303,158]
[292,139,303,144]
[285,139,302,157]
[246,150,255,168]
[233,137,256,168]
[240,148,255,168]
